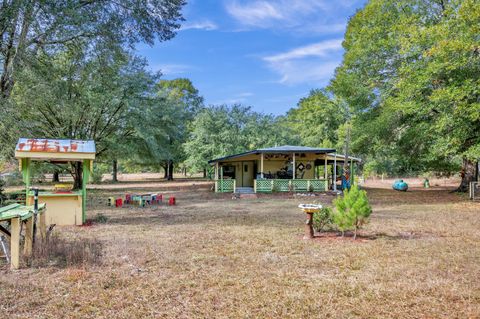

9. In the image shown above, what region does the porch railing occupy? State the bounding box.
[215,179,236,193]
[254,179,328,193]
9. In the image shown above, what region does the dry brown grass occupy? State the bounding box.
[1,179,479,318]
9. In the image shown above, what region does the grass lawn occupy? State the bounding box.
[1,178,479,318]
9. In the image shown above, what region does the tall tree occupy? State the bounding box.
[12,43,157,188]
[0,0,185,98]
[285,89,348,148]
[156,78,204,180]
[331,0,480,189]
[184,104,297,175]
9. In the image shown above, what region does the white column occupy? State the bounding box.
[261,153,264,178]
[324,155,327,179]
[333,154,337,191]
[293,153,296,180]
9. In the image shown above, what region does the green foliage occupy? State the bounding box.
[94,213,109,224]
[330,0,479,187]
[285,89,348,148]
[333,185,372,239]
[313,207,334,233]
[0,0,185,98]
[91,164,109,184]
[184,104,297,173]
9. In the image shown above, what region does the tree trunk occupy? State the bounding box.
[203,168,207,178]
[457,158,477,192]
[112,159,118,183]
[163,163,168,179]
[167,161,174,181]
[72,162,83,190]
[52,170,60,183]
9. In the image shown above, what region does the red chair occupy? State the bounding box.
[115,198,123,207]
[168,196,176,206]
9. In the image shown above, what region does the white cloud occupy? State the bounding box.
[225,1,284,27]
[263,39,343,85]
[225,0,358,33]
[180,20,218,31]
[264,39,343,63]
[214,92,254,105]
[152,64,192,75]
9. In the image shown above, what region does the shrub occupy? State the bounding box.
[94,213,109,224]
[312,207,334,233]
[90,165,106,184]
[333,185,372,239]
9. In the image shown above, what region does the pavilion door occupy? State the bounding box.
[242,161,254,187]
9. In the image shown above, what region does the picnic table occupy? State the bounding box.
[0,203,46,269]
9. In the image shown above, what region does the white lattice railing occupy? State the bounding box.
[215,179,236,193]
[254,179,328,193]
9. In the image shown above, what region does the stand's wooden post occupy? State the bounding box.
[10,217,21,270]
[21,158,31,203]
[82,159,91,224]
[24,217,34,257]
[39,209,47,241]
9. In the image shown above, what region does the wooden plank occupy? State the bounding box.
[0,203,21,214]
[10,217,20,270]
[39,207,47,241]
[23,217,34,257]
[0,224,11,238]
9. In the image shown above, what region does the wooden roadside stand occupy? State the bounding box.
[0,202,46,270]
[15,138,95,226]
[298,204,322,239]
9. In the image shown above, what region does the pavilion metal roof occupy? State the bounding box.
[15,138,95,154]
[15,138,96,161]
[208,145,337,164]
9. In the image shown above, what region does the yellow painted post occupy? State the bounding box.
[293,153,296,180]
[351,159,355,186]
[324,155,327,179]
[254,180,257,193]
[24,217,34,257]
[10,217,20,270]
[261,153,264,178]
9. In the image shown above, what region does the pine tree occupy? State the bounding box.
[333,185,372,239]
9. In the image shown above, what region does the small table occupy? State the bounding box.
[0,203,46,269]
[298,204,322,239]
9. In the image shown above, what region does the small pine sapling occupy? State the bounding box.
[333,185,372,239]
[313,207,334,233]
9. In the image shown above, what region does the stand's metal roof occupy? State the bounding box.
[15,138,96,161]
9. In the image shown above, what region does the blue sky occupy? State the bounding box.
[137,0,367,115]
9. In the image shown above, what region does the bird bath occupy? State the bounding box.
[298,204,322,239]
